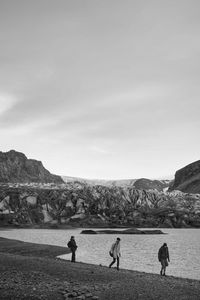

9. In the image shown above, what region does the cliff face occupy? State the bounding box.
[0,182,200,228]
[169,160,200,194]
[0,150,64,184]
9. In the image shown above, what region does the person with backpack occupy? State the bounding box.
[67,236,78,262]
[158,243,170,276]
[109,237,121,270]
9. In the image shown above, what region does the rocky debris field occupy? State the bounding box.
[0,267,103,300]
[1,182,200,228]
[0,252,104,300]
[0,237,200,300]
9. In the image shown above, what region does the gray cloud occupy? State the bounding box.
[0,0,200,178]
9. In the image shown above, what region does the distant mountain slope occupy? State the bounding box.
[169,160,200,193]
[62,176,137,187]
[133,178,170,192]
[62,176,170,191]
[0,150,64,184]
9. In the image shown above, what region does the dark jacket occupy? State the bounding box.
[158,245,169,261]
[68,239,77,251]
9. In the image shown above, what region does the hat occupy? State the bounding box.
[163,243,167,246]
[71,236,74,239]
[117,237,121,241]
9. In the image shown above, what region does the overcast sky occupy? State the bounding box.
[0,0,200,180]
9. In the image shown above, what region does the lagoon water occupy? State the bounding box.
[0,228,200,280]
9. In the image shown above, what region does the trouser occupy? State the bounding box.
[109,256,119,269]
[71,249,76,262]
[160,259,168,275]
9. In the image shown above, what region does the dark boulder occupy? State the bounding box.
[81,230,97,234]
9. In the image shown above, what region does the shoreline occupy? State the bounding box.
[0,237,200,299]
[1,224,200,230]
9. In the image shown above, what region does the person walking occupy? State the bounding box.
[67,236,78,262]
[158,243,170,276]
[109,237,121,270]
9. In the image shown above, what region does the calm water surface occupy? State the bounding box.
[0,228,199,280]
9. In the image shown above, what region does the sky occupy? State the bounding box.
[0,0,200,180]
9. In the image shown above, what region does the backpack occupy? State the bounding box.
[67,241,72,248]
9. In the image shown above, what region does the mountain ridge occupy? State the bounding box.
[0,150,64,184]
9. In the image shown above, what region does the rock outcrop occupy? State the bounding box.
[0,150,64,184]
[81,229,164,234]
[169,160,200,194]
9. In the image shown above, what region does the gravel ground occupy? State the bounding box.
[0,237,200,300]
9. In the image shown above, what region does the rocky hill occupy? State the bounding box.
[0,150,64,184]
[133,178,170,192]
[169,160,200,194]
